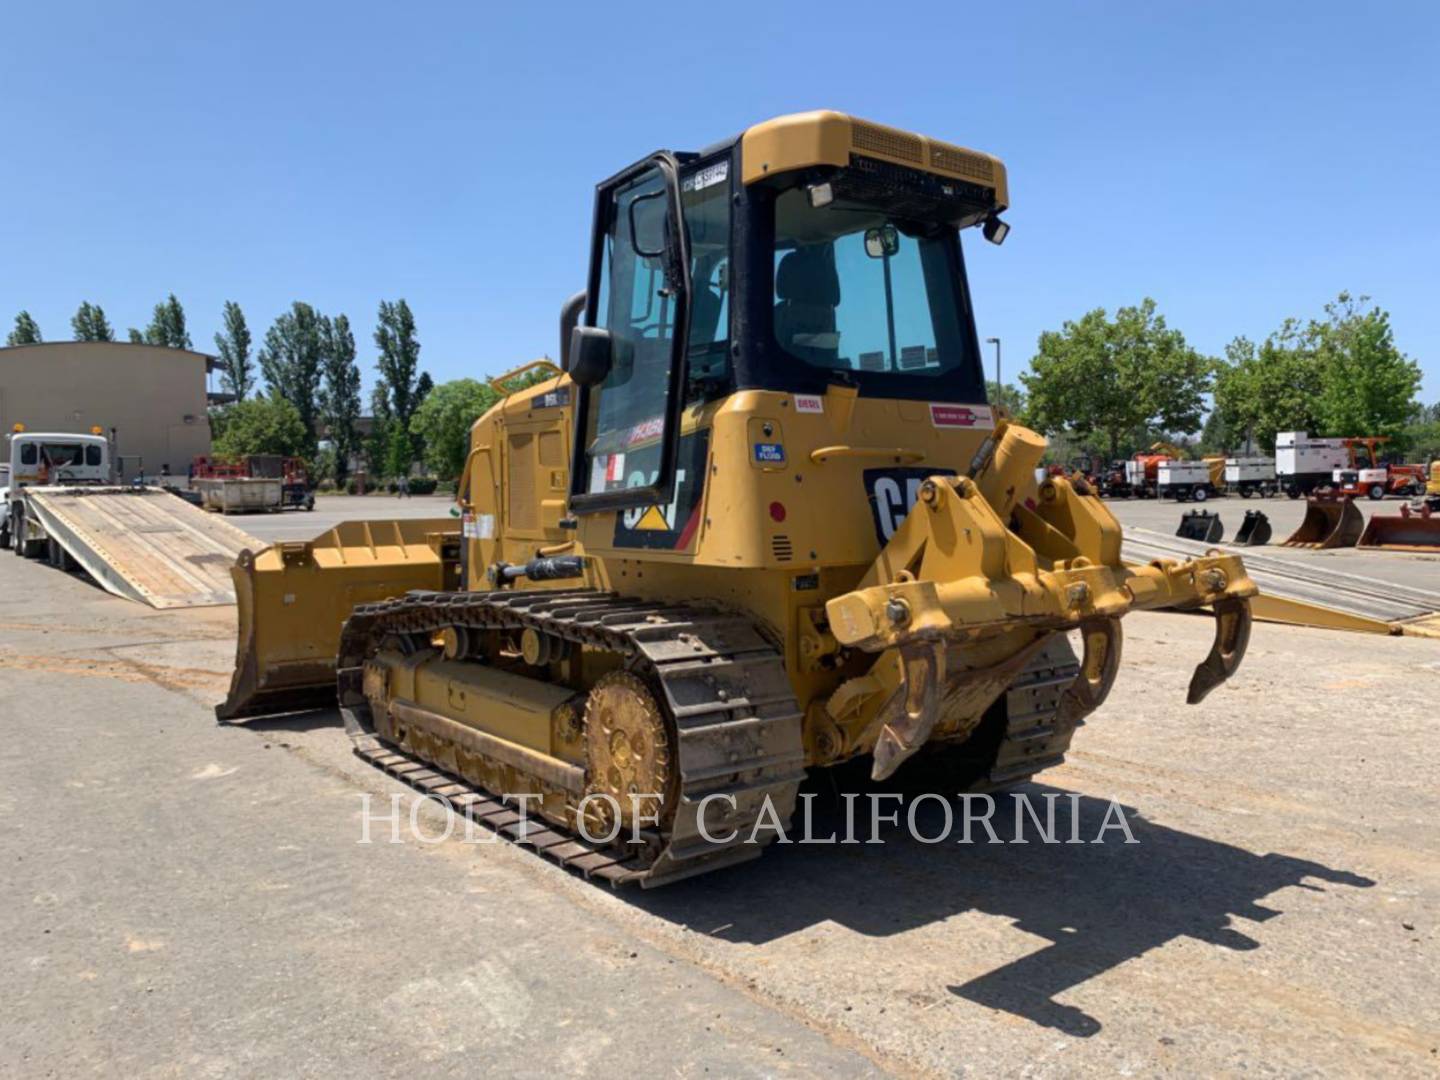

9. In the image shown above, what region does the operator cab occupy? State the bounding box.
[563,110,1008,517]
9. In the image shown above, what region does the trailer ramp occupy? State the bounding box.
[1124,526,1440,638]
[23,486,256,608]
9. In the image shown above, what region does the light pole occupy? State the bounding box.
[985,337,1001,392]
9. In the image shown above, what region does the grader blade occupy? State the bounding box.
[1283,494,1363,549]
[216,519,461,720]
[1357,503,1440,551]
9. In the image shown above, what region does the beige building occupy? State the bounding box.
[0,341,215,479]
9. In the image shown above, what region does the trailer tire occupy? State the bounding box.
[1239,487,1252,499]
[1368,483,1386,501]
[1193,486,1209,503]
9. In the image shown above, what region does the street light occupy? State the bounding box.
[985,337,1001,391]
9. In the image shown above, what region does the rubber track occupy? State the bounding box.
[335,589,808,887]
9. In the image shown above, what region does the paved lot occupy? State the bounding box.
[232,493,457,544]
[1,519,1437,1076]
[1104,492,1440,593]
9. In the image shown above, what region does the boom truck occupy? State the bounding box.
[219,111,1257,885]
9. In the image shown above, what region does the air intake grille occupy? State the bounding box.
[851,121,922,164]
[930,145,995,183]
[771,535,793,562]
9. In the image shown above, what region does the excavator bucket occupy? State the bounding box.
[1357,503,1440,551]
[1233,510,1272,547]
[216,518,462,721]
[1283,495,1363,549]
[1177,510,1223,543]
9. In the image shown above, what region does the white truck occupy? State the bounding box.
[1225,456,1277,498]
[2,428,112,560]
[1156,460,1216,502]
[1275,431,1348,498]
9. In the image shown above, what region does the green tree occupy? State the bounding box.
[70,302,114,341]
[132,293,192,348]
[1198,406,1241,455]
[6,311,42,345]
[986,380,1027,420]
[258,302,325,454]
[1311,293,1421,441]
[382,419,412,480]
[319,313,362,483]
[210,395,308,459]
[1211,326,1325,452]
[213,300,253,399]
[1021,298,1211,459]
[409,378,500,479]
[374,299,422,464]
[1213,293,1421,451]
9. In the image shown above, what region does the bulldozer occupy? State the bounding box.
[218,111,1257,885]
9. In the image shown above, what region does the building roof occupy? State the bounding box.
[0,339,219,372]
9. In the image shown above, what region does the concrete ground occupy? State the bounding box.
[233,493,457,544]
[2,509,1438,1076]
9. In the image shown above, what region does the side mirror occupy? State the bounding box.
[568,326,613,387]
[864,224,899,258]
[628,190,668,258]
[982,215,1010,246]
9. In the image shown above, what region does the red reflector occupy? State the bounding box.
[769,501,787,522]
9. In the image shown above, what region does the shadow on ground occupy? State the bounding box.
[633,780,1374,1037]
[222,707,340,734]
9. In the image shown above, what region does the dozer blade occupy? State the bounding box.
[1357,503,1440,551]
[1282,494,1363,549]
[216,518,461,720]
[1177,510,1223,544]
[1233,509,1272,547]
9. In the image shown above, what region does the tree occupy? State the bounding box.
[213,301,254,399]
[409,378,501,479]
[1212,293,1421,451]
[1311,293,1421,442]
[986,380,1027,420]
[1021,299,1211,459]
[1198,406,1241,455]
[374,299,422,463]
[258,302,325,455]
[6,311,42,345]
[70,302,114,341]
[132,293,192,349]
[210,395,308,460]
[319,313,362,483]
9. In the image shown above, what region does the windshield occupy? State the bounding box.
[771,187,978,383]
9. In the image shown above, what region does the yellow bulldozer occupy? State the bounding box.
[219,111,1257,885]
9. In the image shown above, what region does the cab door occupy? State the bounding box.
[569,156,691,516]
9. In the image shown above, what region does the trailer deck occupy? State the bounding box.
[21,486,256,608]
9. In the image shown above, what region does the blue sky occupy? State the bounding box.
[3,1,1437,402]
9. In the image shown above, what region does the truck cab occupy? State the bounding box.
[2,428,111,551]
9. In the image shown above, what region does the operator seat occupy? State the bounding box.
[774,246,841,366]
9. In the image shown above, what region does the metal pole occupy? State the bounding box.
[985,337,1001,392]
